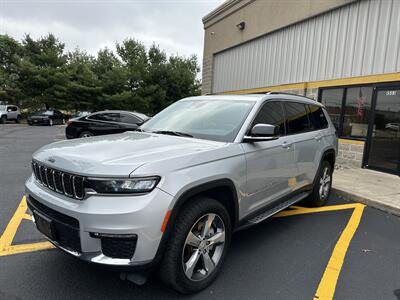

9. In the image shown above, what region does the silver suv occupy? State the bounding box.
[25,93,337,293]
[0,104,22,124]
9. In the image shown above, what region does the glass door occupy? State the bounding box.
[366,87,400,174]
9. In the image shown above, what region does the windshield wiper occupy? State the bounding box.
[151,130,193,138]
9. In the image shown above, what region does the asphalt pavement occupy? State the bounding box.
[1,124,400,300]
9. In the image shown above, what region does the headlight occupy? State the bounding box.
[86,176,160,194]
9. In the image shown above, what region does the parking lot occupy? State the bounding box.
[1,124,400,299]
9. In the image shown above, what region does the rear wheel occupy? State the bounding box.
[79,131,93,138]
[16,115,21,123]
[159,197,231,294]
[307,160,332,207]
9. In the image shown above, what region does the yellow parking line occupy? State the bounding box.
[22,213,32,221]
[0,196,28,249]
[0,242,54,257]
[313,204,365,300]
[275,203,358,218]
[0,196,54,257]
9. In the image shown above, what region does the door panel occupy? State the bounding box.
[241,100,294,218]
[367,88,400,174]
[241,136,295,217]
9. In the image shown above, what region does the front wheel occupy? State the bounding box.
[307,160,332,207]
[0,116,6,124]
[159,197,231,294]
[79,131,93,138]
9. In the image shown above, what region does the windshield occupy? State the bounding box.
[141,99,255,142]
[0,105,6,111]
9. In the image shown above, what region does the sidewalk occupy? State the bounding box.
[332,167,400,216]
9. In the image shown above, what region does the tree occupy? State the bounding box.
[18,34,68,110]
[0,34,201,114]
[65,49,101,111]
[0,35,23,104]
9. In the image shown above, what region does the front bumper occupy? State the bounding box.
[29,118,50,125]
[25,175,173,267]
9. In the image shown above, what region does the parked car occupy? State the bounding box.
[26,93,337,293]
[27,110,65,126]
[65,110,149,139]
[0,105,22,124]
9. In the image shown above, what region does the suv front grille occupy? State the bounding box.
[32,161,85,200]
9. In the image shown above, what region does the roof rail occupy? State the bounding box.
[265,91,300,96]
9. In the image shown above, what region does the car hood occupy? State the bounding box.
[32,132,230,177]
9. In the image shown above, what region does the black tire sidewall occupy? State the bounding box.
[160,197,232,294]
[0,116,6,124]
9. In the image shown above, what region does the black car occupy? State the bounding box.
[65,110,149,139]
[27,110,66,126]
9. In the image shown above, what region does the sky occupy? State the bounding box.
[0,0,224,66]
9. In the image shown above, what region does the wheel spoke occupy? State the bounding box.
[185,249,201,278]
[202,252,215,274]
[201,213,215,238]
[324,176,331,184]
[186,231,202,247]
[207,230,225,245]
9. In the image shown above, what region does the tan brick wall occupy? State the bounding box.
[337,141,365,168]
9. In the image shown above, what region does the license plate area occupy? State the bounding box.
[34,211,56,240]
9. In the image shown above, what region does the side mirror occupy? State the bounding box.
[243,123,280,142]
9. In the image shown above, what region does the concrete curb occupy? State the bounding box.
[332,188,400,217]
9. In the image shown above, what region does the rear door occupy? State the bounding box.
[241,101,295,217]
[86,113,122,136]
[283,101,320,191]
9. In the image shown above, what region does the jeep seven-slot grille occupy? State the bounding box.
[32,161,85,200]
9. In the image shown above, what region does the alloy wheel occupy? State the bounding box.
[319,166,331,200]
[182,213,225,282]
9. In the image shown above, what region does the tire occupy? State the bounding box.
[28,121,33,126]
[79,131,93,138]
[16,115,21,124]
[159,197,231,294]
[0,116,6,124]
[307,160,333,207]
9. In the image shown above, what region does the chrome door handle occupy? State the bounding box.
[281,141,292,149]
[315,136,322,141]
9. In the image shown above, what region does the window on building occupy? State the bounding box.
[252,101,285,135]
[320,88,344,131]
[284,102,312,134]
[342,87,373,139]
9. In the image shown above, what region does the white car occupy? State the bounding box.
[0,105,22,124]
[26,93,337,293]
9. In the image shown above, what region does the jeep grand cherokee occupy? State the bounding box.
[25,93,337,293]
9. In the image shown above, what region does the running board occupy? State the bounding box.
[246,192,310,225]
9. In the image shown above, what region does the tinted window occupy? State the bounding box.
[89,113,120,122]
[320,88,344,131]
[120,113,141,124]
[251,101,285,135]
[284,102,312,134]
[10,106,17,111]
[308,105,328,130]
